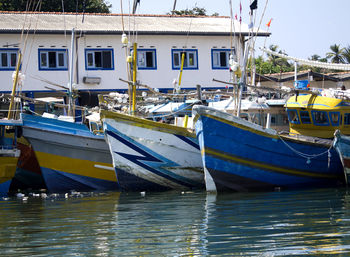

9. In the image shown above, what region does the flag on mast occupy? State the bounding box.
[250,0,258,11]
[266,18,272,27]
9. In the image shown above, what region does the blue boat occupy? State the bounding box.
[193,105,344,192]
[21,113,118,192]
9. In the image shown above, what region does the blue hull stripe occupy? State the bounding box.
[174,134,200,150]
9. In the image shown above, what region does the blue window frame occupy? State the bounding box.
[211,49,231,69]
[171,49,198,70]
[38,49,68,70]
[344,113,350,125]
[137,49,157,70]
[287,109,300,124]
[329,112,340,126]
[85,49,114,70]
[311,110,329,126]
[299,110,311,124]
[0,48,18,70]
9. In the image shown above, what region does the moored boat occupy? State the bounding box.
[333,130,350,184]
[0,119,21,196]
[101,110,204,191]
[193,105,344,192]
[21,112,118,192]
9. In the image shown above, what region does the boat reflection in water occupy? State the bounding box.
[1,189,350,255]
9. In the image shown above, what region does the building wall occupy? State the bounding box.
[0,33,242,93]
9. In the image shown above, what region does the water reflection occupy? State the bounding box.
[0,189,350,256]
[203,189,350,256]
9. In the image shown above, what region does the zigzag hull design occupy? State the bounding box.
[102,114,204,191]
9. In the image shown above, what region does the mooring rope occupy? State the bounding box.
[278,133,334,166]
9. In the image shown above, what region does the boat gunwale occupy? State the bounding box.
[100,110,196,138]
[193,105,333,148]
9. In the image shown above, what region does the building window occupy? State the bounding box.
[171,49,198,70]
[39,49,68,70]
[137,49,157,70]
[0,49,18,70]
[211,49,232,69]
[85,49,114,70]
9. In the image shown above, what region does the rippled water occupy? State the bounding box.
[1,188,350,256]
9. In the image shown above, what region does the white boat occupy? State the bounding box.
[101,110,204,191]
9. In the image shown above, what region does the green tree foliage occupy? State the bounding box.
[254,43,350,75]
[169,6,219,16]
[254,45,293,74]
[0,0,111,13]
[326,44,345,63]
[342,46,350,64]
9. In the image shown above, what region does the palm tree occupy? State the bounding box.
[326,44,345,63]
[267,44,280,66]
[342,46,350,64]
[309,54,321,61]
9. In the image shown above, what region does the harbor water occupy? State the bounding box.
[1,188,350,256]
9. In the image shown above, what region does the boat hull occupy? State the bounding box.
[0,156,18,196]
[101,111,204,191]
[193,106,344,192]
[10,141,46,190]
[21,113,118,192]
[333,131,350,184]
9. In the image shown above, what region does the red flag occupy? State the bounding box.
[266,18,272,27]
[240,2,242,13]
[235,14,238,20]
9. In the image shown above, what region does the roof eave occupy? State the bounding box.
[0,29,271,37]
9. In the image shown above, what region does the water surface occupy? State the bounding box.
[1,188,350,256]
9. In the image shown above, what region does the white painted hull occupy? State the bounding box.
[102,112,204,191]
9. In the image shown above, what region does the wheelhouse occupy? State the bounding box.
[285,94,350,138]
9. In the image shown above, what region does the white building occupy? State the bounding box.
[0,12,269,97]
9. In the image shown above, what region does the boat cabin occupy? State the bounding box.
[285,92,350,138]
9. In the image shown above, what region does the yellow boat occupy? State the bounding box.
[0,119,21,196]
[285,91,350,138]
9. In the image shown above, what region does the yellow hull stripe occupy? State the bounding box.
[101,110,196,138]
[0,157,17,184]
[202,147,339,179]
[35,151,117,182]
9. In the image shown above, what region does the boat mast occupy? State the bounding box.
[68,28,75,117]
[132,42,137,115]
[7,51,22,120]
[237,21,253,117]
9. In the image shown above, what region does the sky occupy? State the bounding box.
[108,0,350,60]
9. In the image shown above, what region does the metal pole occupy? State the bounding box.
[68,28,75,117]
[8,51,22,120]
[132,42,137,114]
